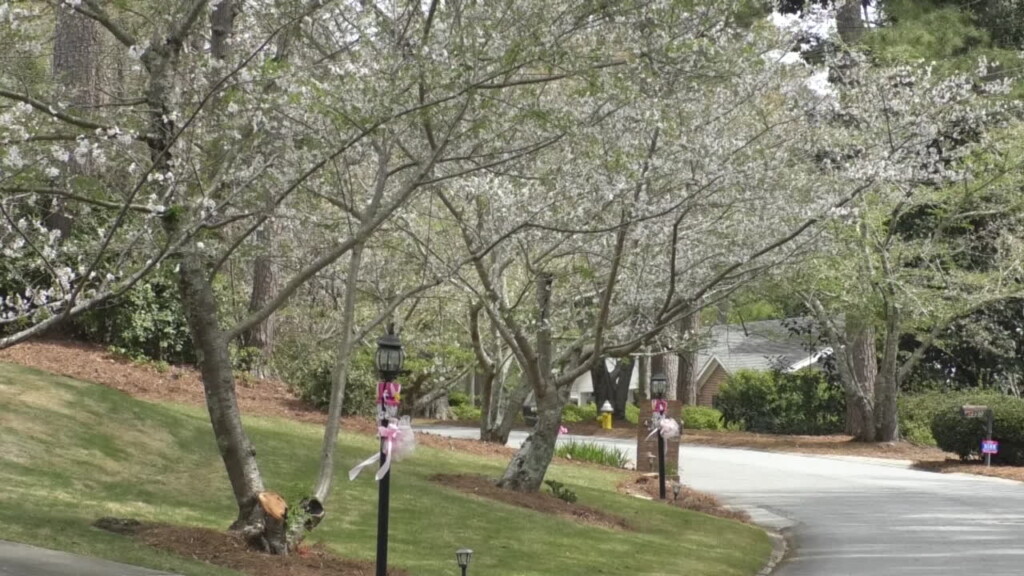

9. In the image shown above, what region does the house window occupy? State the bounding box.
[711,395,720,409]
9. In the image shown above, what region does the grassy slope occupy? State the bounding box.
[0,362,770,576]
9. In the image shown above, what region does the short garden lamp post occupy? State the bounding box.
[650,373,668,500]
[455,548,473,576]
[374,328,404,576]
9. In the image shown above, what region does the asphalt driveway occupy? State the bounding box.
[0,541,176,576]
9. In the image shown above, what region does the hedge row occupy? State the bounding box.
[716,369,844,435]
[927,392,1024,465]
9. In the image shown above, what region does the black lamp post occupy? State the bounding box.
[650,372,668,500]
[455,548,473,576]
[375,329,404,576]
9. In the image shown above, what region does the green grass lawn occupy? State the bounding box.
[0,362,771,576]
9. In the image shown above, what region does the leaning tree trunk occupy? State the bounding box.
[497,382,566,492]
[498,272,562,492]
[178,248,277,548]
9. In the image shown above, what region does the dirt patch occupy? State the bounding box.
[618,475,751,523]
[94,518,406,576]
[431,473,633,531]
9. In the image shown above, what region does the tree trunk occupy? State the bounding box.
[241,242,276,378]
[497,272,562,492]
[676,312,699,405]
[875,304,901,442]
[836,0,866,45]
[611,358,633,420]
[637,354,650,402]
[838,316,877,441]
[477,370,495,434]
[312,244,362,504]
[497,382,566,492]
[590,360,613,409]
[177,247,268,538]
[423,395,454,420]
[592,358,631,420]
[48,7,101,239]
[482,379,529,445]
[663,355,678,401]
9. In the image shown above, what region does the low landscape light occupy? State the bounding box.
[455,548,473,576]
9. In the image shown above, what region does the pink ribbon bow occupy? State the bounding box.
[349,419,415,481]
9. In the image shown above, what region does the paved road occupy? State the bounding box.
[421,426,1024,576]
[0,541,176,576]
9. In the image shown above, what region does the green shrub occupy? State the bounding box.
[682,406,724,430]
[555,439,630,468]
[452,404,481,421]
[276,344,378,417]
[930,392,1024,464]
[901,390,1007,446]
[562,403,598,423]
[717,369,844,435]
[448,391,470,408]
[75,271,195,364]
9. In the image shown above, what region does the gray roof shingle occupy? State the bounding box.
[696,318,825,376]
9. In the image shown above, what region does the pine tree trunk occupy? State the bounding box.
[48,8,101,239]
[241,242,276,377]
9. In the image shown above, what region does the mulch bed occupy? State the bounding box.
[618,475,751,523]
[913,459,1024,482]
[94,518,406,576]
[431,473,634,531]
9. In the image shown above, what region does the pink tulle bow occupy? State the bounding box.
[348,418,416,482]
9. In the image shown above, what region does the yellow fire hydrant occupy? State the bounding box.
[598,400,614,430]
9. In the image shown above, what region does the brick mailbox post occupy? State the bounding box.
[635,400,681,479]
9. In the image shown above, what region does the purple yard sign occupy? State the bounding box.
[982,440,999,455]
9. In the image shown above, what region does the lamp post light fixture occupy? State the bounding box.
[374,327,404,576]
[455,548,473,576]
[650,372,668,500]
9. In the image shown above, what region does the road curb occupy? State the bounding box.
[756,529,789,576]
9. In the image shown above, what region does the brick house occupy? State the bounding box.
[694,318,832,407]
